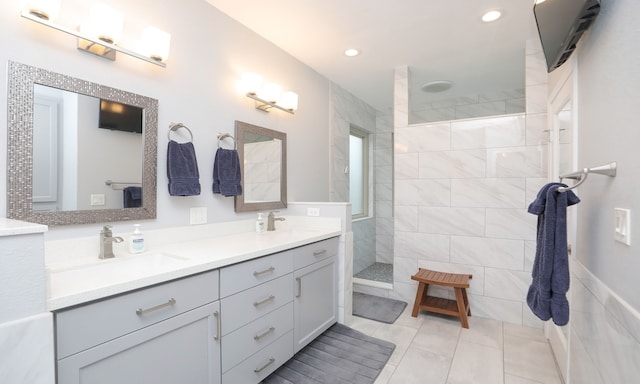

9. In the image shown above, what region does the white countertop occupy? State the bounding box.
[0,218,47,237]
[45,216,342,311]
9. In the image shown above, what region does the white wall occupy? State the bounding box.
[0,0,333,240]
[561,0,640,382]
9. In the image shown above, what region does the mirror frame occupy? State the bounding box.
[7,61,158,225]
[234,120,287,213]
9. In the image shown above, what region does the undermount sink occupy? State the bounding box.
[48,252,189,297]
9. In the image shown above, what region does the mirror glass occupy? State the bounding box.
[234,121,287,212]
[7,61,158,225]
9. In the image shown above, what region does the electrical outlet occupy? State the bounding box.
[190,207,207,225]
[90,194,105,206]
[307,207,320,217]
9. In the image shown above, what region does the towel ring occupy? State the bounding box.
[168,122,194,142]
[217,133,237,149]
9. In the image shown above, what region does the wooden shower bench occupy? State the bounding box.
[410,268,473,328]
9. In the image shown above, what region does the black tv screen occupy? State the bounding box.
[99,99,143,134]
[534,0,600,72]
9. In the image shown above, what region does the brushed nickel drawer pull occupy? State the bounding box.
[253,266,275,277]
[254,357,276,373]
[296,277,301,298]
[254,326,275,340]
[214,310,221,341]
[254,295,275,307]
[136,298,176,316]
[313,249,327,257]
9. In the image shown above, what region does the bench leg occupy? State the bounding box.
[411,282,428,317]
[454,287,469,329]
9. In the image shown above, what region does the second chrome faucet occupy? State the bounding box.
[267,211,285,231]
[99,225,124,259]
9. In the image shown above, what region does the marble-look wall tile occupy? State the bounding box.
[486,146,547,178]
[525,113,548,145]
[469,294,524,325]
[486,208,537,241]
[451,115,526,150]
[524,241,536,272]
[0,313,54,384]
[395,123,451,153]
[353,218,376,274]
[526,51,548,87]
[395,232,450,262]
[375,164,393,184]
[451,178,525,208]
[395,153,420,180]
[419,149,486,179]
[450,236,524,270]
[395,179,451,206]
[484,268,531,301]
[375,234,394,264]
[418,207,485,236]
[526,84,548,114]
[395,205,419,232]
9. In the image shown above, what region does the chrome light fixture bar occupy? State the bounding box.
[21,11,167,68]
[245,92,295,114]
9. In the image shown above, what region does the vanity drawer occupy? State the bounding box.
[221,330,294,384]
[220,250,294,298]
[221,302,293,372]
[56,270,219,359]
[294,237,339,270]
[220,274,292,335]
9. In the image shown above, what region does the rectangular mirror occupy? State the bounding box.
[234,121,287,212]
[7,61,158,225]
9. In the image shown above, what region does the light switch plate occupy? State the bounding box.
[190,207,207,225]
[90,194,105,206]
[614,208,631,246]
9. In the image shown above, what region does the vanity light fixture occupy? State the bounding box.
[20,2,171,67]
[241,72,298,114]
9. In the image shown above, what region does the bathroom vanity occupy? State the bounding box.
[47,219,340,384]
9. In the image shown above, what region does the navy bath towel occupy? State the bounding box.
[212,148,242,197]
[123,186,142,208]
[167,140,201,196]
[527,182,580,326]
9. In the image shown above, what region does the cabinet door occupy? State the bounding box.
[57,301,221,384]
[293,256,337,352]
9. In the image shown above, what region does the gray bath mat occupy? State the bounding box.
[263,323,395,384]
[352,292,407,324]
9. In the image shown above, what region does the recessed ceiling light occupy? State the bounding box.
[482,9,502,22]
[344,48,360,57]
[421,80,453,93]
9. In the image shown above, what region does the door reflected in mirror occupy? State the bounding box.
[33,84,144,212]
[234,121,287,212]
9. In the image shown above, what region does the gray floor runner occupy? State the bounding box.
[263,323,395,384]
[352,292,407,324]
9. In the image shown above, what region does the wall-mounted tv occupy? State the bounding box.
[99,99,143,134]
[534,0,601,72]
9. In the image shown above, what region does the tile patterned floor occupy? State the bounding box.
[349,306,563,384]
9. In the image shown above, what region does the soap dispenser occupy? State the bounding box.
[129,224,146,254]
[256,213,265,233]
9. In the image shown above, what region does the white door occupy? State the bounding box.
[545,62,578,383]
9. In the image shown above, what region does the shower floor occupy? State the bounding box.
[354,262,393,284]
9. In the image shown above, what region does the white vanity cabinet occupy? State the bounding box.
[293,237,339,352]
[55,270,221,384]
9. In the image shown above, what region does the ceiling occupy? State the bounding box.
[205,0,536,114]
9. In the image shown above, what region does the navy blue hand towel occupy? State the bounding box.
[212,148,242,197]
[123,186,142,208]
[167,140,201,196]
[526,182,580,326]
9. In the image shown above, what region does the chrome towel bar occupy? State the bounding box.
[558,161,617,192]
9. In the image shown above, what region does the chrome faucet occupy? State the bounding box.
[267,211,286,231]
[99,225,124,259]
